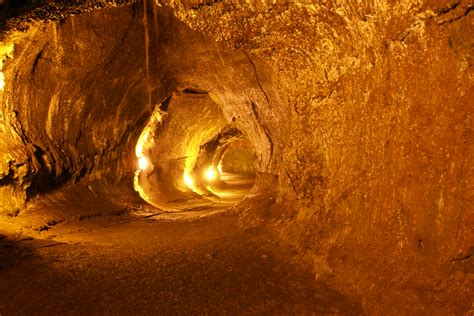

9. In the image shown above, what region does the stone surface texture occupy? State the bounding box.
[162,0,474,313]
[0,0,472,314]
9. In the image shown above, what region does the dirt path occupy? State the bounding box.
[0,213,361,315]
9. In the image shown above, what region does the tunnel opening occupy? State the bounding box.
[193,126,257,203]
[0,0,289,227]
[133,89,257,211]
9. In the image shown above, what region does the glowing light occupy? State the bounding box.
[204,166,219,182]
[0,42,15,92]
[0,72,5,90]
[133,108,163,197]
[217,163,222,173]
[183,171,194,188]
[138,157,149,170]
[134,110,163,158]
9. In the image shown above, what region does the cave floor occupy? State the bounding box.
[0,211,362,314]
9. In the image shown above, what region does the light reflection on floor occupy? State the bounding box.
[206,172,255,203]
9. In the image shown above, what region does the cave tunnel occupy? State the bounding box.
[134,91,259,210]
[0,0,472,314]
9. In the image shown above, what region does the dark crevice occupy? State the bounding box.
[417,239,424,249]
[10,111,31,146]
[451,254,472,262]
[180,87,208,95]
[437,2,460,15]
[159,95,172,111]
[438,4,473,24]
[0,162,15,186]
[79,212,102,221]
[450,246,474,262]
[74,127,83,147]
[25,151,74,201]
[30,46,45,75]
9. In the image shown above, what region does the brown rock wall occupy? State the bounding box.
[164,0,474,313]
[0,1,471,312]
[0,5,153,213]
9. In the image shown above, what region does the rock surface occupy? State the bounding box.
[0,0,472,314]
[162,1,473,313]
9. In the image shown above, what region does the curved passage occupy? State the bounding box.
[134,90,257,210]
[0,2,289,218]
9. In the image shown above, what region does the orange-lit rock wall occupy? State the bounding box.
[166,0,473,313]
[0,5,152,214]
[0,0,471,313]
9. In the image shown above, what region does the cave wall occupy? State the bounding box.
[220,140,256,173]
[0,4,156,214]
[0,0,471,313]
[152,7,290,175]
[163,0,474,313]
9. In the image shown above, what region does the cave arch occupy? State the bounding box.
[0,1,289,216]
[134,89,260,210]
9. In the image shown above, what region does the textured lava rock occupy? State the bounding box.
[0,2,288,213]
[219,139,256,173]
[0,3,152,213]
[162,0,474,314]
[0,0,472,314]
